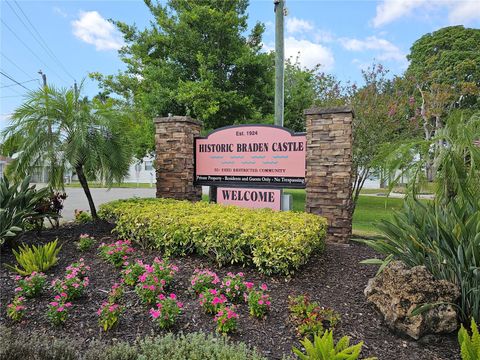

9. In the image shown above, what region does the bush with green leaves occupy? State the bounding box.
[0,326,266,360]
[0,175,49,246]
[361,113,480,323]
[293,330,377,360]
[5,239,61,275]
[458,318,480,360]
[99,198,327,275]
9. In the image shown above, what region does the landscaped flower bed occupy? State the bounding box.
[0,222,460,360]
[98,198,327,275]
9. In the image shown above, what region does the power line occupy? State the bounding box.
[0,51,35,80]
[0,71,31,91]
[0,18,68,84]
[9,0,76,81]
[0,79,38,88]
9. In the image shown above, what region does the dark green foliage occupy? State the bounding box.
[92,0,274,132]
[407,26,480,109]
[0,175,49,246]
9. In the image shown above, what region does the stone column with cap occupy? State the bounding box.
[304,106,354,243]
[154,115,202,201]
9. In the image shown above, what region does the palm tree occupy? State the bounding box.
[2,83,132,219]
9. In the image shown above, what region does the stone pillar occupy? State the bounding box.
[304,106,353,243]
[154,115,202,201]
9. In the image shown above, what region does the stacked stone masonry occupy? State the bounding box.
[154,116,202,201]
[305,107,354,243]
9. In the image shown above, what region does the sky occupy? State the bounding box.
[1,0,480,131]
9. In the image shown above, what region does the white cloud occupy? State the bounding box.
[284,37,335,70]
[448,1,480,24]
[286,17,314,34]
[72,11,124,51]
[340,36,406,63]
[372,0,480,27]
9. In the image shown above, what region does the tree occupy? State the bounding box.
[284,58,344,132]
[348,64,418,214]
[91,0,274,133]
[2,84,132,219]
[406,26,480,179]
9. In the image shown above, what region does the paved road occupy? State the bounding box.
[61,187,156,222]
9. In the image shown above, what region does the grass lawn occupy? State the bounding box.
[283,189,404,237]
[203,189,405,237]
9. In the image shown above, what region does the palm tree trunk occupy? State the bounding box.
[76,165,98,219]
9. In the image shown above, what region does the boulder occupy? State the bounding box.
[364,261,460,340]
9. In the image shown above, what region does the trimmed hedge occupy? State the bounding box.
[99,198,327,275]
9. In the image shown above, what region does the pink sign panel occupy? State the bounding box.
[217,187,281,211]
[194,125,306,188]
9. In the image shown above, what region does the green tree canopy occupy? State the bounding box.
[92,0,274,132]
[407,25,480,109]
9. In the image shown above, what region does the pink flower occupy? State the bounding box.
[260,283,268,291]
[212,297,224,305]
[96,308,102,316]
[258,300,264,305]
[169,293,176,300]
[14,287,22,293]
[49,301,59,306]
[209,289,217,295]
[72,283,80,288]
[227,309,238,319]
[177,302,183,308]
[244,282,254,290]
[15,275,22,281]
[60,292,68,298]
[57,306,64,312]
[158,294,165,300]
[225,280,231,287]
[65,302,72,307]
[149,285,155,291]
[15,305,25,311]
[149,308,160,319]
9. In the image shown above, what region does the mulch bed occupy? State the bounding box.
[0,222,460,360]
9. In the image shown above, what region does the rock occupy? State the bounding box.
[364,261,460,340]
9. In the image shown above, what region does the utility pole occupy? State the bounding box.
[39,70,51,184]
[274,0,285,127]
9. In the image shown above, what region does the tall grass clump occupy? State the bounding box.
[361,113,480,323]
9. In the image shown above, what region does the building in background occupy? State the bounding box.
[0,155,12,178]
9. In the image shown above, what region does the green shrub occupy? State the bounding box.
[99,198,327,275]
[76,233,96,251]
[458,318,480,360]
[75,209,92,223]
[136,332,266,360]
[0,326,266,360]
[5,239,61,275]
[293,330,377,360]
[288,294,340,338]
[0,325,78,360]
[0,175,49,246]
